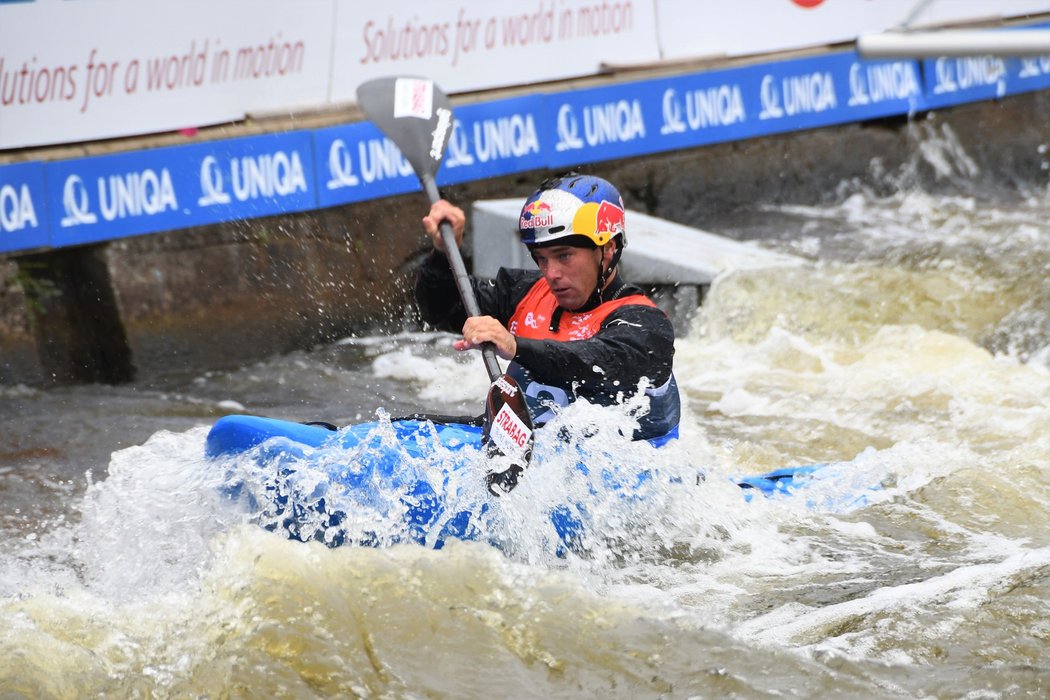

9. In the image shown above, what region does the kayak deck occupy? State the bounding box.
[205,414,837,551]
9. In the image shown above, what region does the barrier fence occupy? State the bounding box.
[3,42,1050,255]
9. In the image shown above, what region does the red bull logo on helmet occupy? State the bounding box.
[519,199,554,229]
[572,199,625,244]
[595,200,625,236]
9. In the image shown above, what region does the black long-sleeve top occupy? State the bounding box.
[414,251,678,416]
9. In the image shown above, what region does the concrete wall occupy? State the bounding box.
[2,197,433,385]
[2,89,1048,387]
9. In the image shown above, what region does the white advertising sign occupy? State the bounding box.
[657,0,1050,63]
[0,0,332,149]
[2,0,1049,150]
[328,0,661,102]
[914,0,1050,27]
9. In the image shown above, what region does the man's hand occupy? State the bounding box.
[421,199,466,254]
[456,316,517,361]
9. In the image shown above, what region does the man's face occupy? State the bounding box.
[531,244,607,311]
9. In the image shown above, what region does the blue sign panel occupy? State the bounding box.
[836,53,926,120]
[312,121,420,209]
[542,52,928,169]
[439,95,547,185]
[0,161,48,253]
[46,131,316,247]
[921,56,1009,109]
[972,23,1050,99]
[743,52,924,139]
[543,80,663,169]
[740,56,846,136]
[47,148,172,246]
[190,131,316,225]
[0,27,1043,258]
[1005,55,1050,96]
[646,69,761,155]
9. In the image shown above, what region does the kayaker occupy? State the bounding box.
[415,173,680,442]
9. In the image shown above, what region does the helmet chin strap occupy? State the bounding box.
[596,258,609,304]
[595,239,624,303]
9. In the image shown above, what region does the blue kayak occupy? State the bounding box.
[205,414,826,552]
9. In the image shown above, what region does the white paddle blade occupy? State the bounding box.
[356,76,454,180]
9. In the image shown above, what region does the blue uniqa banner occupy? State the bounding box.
[191,131,317,226]
[2,28,1050,256]
[0,161,47,254]
[545,51,927,169]
[1008,55,1050,96]
[921,22,1050,107]
[312,93,549,207]
[46,131,317,248]
[439,94,547,185]
[920,55,1010,110]
[1006,21,1050,97]
[312,121,420,209]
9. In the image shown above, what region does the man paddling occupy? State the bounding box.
[416,173,680,443]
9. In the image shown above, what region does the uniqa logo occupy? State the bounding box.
[759,71,837,120]
[446,120,475,168]
[661,89,686,134]
[232,151,307,200]
[325,139,360,190]
[474,113,539,162]
[932,57,1006,95]
[61,169,178,226]
[661,85,746,135]
[0,183,38,232]
[198,151,307,205]
[60,175,98,227]
[1019,56,1050,79]
[848,62,920,106]
[555,103,584,152]
[582,99,645,145]
[358,138,414,183]
[198,156,231,205]
[98,168,178,221]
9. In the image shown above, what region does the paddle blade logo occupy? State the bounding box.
[490,403,531,456]
[429,107,452,161]
[483,373,534,495]
[393,78,434,120]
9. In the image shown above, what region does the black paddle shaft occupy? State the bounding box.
[355,77,502,383]
[419,174,503,382]
[356,77,533,494]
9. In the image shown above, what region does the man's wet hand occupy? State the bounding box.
[421,199,466,253]
[456,316,517,361]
